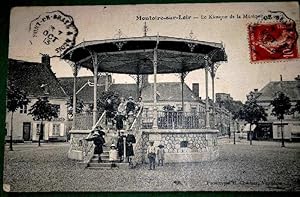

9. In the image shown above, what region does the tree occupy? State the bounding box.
[291,100,300,115]
[28,97,58,146]
[239,98,267,145]
[270,92,291,147]
[66,96,85,120]
[6,82,29,151]
[97,90,120,114]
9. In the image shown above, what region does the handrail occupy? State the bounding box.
[129,107,143,131]
[85,110,107,139]
[130,107,144,167]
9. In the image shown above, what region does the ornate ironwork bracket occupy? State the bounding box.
[185,30,197,52]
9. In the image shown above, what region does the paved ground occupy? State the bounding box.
[3,139,300,192]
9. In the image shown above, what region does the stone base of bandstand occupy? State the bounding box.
[141,129,219,163]
[68,130,91,161]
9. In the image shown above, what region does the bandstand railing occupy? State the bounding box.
[141,111,208,129]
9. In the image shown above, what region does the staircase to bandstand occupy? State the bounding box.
[68,109,221,166]
[68,108,144,169]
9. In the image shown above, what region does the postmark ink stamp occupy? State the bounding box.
[248,11,299,62]
[29,10,78,57]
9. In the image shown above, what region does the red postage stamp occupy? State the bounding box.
[248,11,299,62]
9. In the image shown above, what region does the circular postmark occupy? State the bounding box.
[29,10,78,57]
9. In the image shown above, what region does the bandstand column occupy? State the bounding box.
[152,48,158,129]
[105,73,109,92]
[211,69,216,128]
[181,73,185,112]
[92,55,98,126]
[205,66,210,129]
[72,64,79,129]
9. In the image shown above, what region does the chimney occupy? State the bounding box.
[41,54,50,67]
[192,83,199,98]
[295,75,300,81]
[254,88,258,92]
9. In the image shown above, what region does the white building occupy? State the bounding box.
[6,57,69,142]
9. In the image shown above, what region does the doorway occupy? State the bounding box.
[23,122,31,141]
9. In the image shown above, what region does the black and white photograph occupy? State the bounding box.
[2,1,300,192]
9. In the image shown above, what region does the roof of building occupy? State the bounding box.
[8,59,67,99]
[109,83,138,100]
[141,82,199,102]
[58,76,200,103]
[58,76,107,103]
[256,80,300,102]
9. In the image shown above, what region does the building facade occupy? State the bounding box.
[6,57,69,142]
[255,76,300,141]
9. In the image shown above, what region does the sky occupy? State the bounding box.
[8,2,300,102]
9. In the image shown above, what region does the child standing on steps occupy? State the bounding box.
[109,144,118,168]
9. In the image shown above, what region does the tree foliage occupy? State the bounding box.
[239,99,267,125]
[219,100,244,120]
[7,82,29,112]
[291,100,300,114]
[270,92,291,120]
[28,97,58,121]
[66,96,85,118]
[97,90,120,114]
[163,104,175,112]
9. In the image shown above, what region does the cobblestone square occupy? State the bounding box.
[3,140,300,192]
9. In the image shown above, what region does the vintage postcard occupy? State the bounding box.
[3,2,300,192]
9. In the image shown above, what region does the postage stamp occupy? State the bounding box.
[248,11,299,62]
[29,10,78,57]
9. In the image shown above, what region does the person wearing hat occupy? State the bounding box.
[109,144,118,168]
[146,141,157,170]
[157,144,165,166]
[117,131,125,162]
[86,128,106,163]
[126,129,136,163]
[126,96,136,116]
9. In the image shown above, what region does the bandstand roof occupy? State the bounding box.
[61,36,227,74]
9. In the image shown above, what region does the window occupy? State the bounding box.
[20,105,27,114]
[180,141,188,148]
[52,124,61,136]
[277,125,284,138]
[52,104,60,116]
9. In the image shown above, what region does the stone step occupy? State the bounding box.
[90,158,111,163]
[87,162,129,169]
[88,162,113,168]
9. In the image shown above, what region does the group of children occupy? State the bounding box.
[146,141,165,170]
[105,96,144,131]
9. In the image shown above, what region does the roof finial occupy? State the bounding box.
[143,22,149,37]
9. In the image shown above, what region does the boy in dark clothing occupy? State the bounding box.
[126,96,136,115]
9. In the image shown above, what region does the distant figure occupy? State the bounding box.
[115,111,125,131]
[157,144,165,166]
[127,111,135,129]
[126,130,136,163]
[117,97,127,117]
[136,96,144,113]
[147,141,156,170]
[117,131,125,162]
[126,96,136,115]
[109,144,118,168]
[104,98,115,126]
